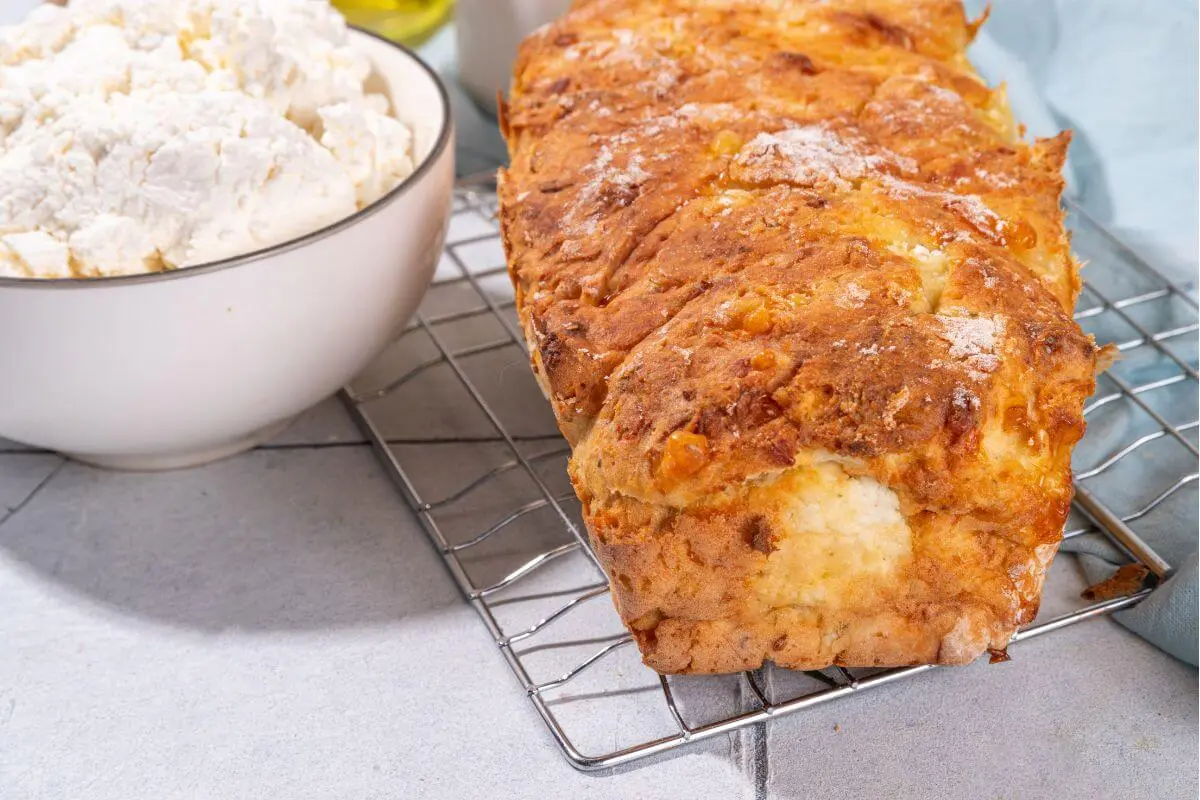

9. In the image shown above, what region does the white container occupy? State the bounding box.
[456,0,572,116]
[0,30,455,470]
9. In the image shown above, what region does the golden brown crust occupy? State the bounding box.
[500,0,1095,674]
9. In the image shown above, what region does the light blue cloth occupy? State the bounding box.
[965,0,1198,280]
[965,0,1198,665]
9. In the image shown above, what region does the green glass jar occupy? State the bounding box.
[332,0,453,47]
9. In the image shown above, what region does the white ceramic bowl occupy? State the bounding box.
[0,30,454,470]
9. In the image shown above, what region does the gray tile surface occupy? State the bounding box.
[0,446,756,800]
[0,453,62,518]
[0,4,1194,798]
[4,179,1188,800]
[267,396,366,447]
[764,560,1198,800]
[0,431,1194,799]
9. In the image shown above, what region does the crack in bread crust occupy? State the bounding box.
[500,0,1095,674]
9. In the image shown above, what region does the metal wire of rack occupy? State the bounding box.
[342,173,1198,771]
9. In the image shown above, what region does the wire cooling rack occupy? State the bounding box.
[342,173,1198,770]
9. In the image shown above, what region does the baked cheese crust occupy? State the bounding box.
[498,0,1096,673]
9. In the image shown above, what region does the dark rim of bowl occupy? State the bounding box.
[0,26,453,291]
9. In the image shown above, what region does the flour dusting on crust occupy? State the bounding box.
[732,126,917,190]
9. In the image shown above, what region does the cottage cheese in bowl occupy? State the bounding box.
[0,0,417,278]
[0,1,453,469]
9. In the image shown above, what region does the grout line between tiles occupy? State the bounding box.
[255,434,565,450]
[0,457,65,530]
[381,434,566,444]
[753,721,769,800]
[734,669,770,800]
[253,441,370,451]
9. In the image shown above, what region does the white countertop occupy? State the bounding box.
[1,5,1196,798]
[2,396,1196,799]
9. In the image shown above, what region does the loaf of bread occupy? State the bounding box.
[498,0,1096,674]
